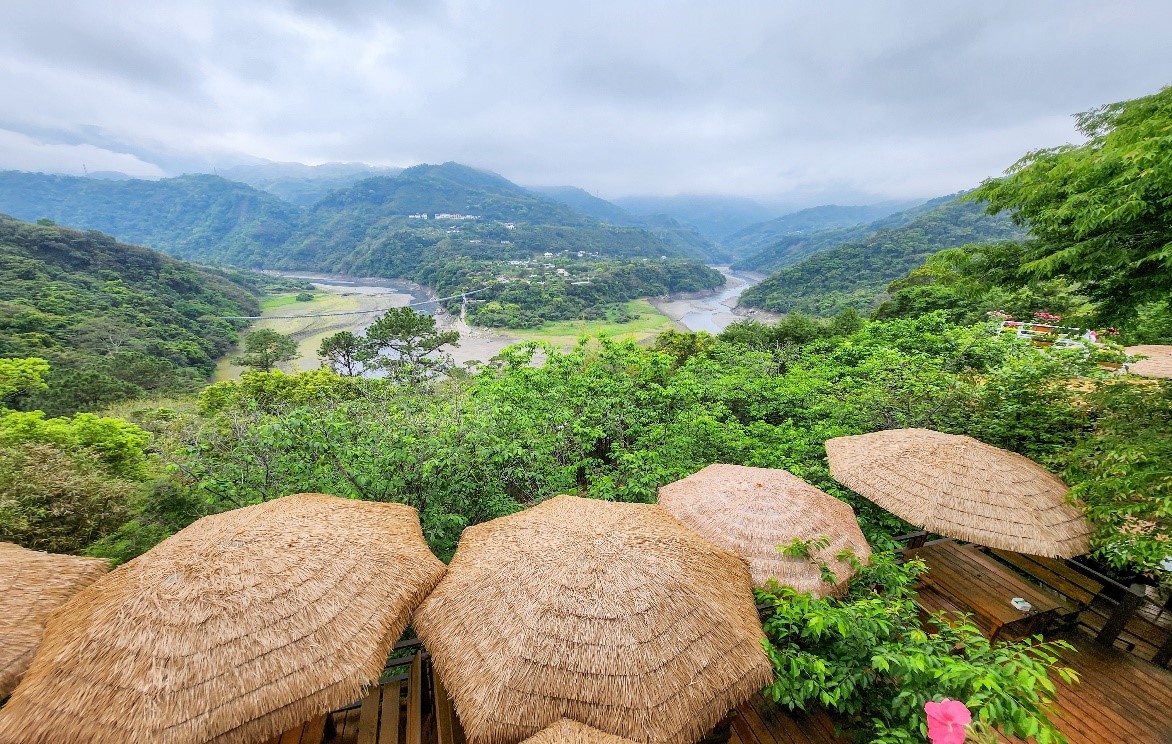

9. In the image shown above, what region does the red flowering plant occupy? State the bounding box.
[1032,311,1063,324]
[925,699,970,744]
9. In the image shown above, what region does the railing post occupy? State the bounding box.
[1096,583,1145,648]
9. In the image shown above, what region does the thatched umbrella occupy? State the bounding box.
[414,495,772,744]
[0,493,446,744]
[658,464,871,596]
[520,719,640,744]
[0,543,109,698]
[1126,344,1172,378]
[825,428,1092,557]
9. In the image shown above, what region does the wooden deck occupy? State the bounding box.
[728,626,1172,744]
[729,694,846,744]
[996,628,1172,744]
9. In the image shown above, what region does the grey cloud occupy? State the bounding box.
[1,0,1171,203]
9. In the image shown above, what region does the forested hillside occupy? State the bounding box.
[0,215,258,414]
[0,164,724,327]
[731,199,950,273]
[739,196,1023,315]
[724,201,923,262]
[0,171,300,265]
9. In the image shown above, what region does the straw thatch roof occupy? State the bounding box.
[825,428,1092,557]
[0,493,446,744]
[520,719,640,744]
[1126,344,1172,379]
[414,495,772,744]
[658,464,871,596]
[0,543,109,698]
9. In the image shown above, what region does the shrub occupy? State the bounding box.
[757,552,1075,743]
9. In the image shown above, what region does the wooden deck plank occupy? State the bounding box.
[379,680,402,744]
[433,664,457,744]
[357,684,381,744]
[406,655,423,744]
[279,724,305,744]
[996,628,1172,743]
[302,715,328,744]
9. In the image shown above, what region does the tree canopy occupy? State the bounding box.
[972,86,1172,319]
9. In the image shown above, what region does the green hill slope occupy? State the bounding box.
[0,171,301,266]
[730,200,939,273]
[721,200,923,264]
[0,214,258,414]
[738,196,1023,316]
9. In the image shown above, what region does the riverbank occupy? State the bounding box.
[649,267,775,332]
[215,267,763,381]
[215,275,523,380]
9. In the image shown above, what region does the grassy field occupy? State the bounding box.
[214,291,377,381]
[508,300,676,348]
[260,292,314,311]
[216,294,678,381]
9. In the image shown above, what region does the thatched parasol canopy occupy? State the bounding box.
[414,495,772,744]
[658,464,871,596]
[825,428,1092,557]
[0,543,109,698]
[520,719,640,744]
[0,493,446,744]
[1126,344,1172,378]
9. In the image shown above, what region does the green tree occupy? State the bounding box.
[233,329,298,372]
[972,86,1172,318]
[0,357,49,407]
[360,307,459,383]
[318,331,364,376]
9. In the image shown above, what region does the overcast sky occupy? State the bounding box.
[1,1,1170,204]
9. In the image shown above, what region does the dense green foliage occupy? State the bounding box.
[71,314,1121,566]
[457,260,724,328]
[0,215,259,415]
[0,358,153,553]
[1062,382,1172,578]
[972,86,1172,320]
[873,242,1094,327]
[758,552,1074,743]
[739,197,1023,316]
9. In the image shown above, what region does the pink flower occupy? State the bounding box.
[925,699,971,744]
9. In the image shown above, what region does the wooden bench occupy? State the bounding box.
[986,549,1103,628]
[906,541,1064,642]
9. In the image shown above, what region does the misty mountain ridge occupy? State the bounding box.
[530,185,728,262]
[218,160,405,206]
[724,200,926,261]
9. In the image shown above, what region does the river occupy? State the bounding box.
[237,267,764,377]
[649,267,767,333]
